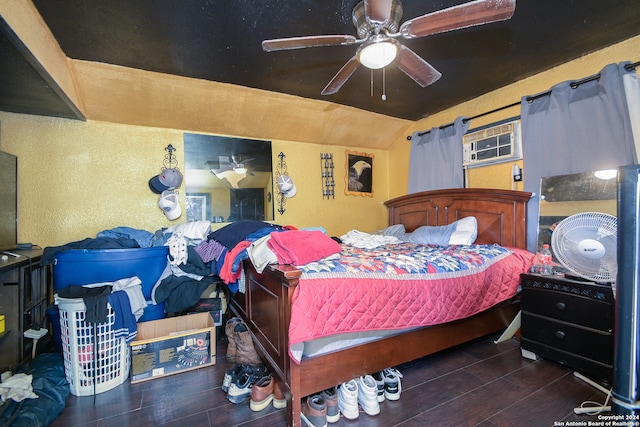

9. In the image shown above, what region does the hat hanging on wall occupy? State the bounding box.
[149,144,182,194]
[277,174,297,198]
[149,168,183,194]
[158,190,182,220]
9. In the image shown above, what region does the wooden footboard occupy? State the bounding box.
[229,262,300,425]
[229,263,299,387]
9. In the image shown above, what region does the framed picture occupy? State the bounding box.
[345,150,373,197]
[186,194,210,221]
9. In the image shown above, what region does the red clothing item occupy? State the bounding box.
[219,240,251,284]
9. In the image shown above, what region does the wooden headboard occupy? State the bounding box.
[384,188,532,250]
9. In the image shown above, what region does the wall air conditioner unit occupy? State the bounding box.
[463,119,522,168]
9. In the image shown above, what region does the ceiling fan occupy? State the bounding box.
[210,155,255,188]
[211,155,254,176]
[262,0,516,95]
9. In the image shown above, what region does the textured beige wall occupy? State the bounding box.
[0,114,183,246]
[388,35,640,199]
[270,140,388,236]
[70,60,410,150]
[0,112,388,247]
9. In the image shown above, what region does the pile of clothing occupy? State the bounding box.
[0,353,69,426]
[169,220,342,295]
[56,279,144,343]
[43,220,343,317]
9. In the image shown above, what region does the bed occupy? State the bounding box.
[228,188,532,426]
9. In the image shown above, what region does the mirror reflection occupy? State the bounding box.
[538,169,617,250]
[184,133,274,222]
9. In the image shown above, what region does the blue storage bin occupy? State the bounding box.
[138,301,166,322]
[52,246,169,300]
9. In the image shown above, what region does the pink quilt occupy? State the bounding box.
[288,243,534,362]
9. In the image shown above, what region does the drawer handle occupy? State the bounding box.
[556,302,566,311]
[555,331,566,340]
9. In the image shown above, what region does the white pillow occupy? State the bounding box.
[448,216,478,245]
[408,216,478,245]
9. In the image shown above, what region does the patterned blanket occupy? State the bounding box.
[300,242,513,276]
[288,243,534,363]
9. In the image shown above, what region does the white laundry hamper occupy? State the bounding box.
[55,295,130,396]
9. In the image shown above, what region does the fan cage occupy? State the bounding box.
[550,212,617,283]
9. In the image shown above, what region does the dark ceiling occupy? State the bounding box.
[2,0,640,122]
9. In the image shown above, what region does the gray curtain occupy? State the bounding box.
[522,62,638,253]
[408,116,469,193]
[622,65,640,156]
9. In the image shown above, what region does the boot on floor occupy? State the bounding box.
[225,317,243,363]
[234,322,263,365]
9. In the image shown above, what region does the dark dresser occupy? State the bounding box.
[0,249,50,371]
[520,272,614,384]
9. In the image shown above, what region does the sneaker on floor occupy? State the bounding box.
[226,364,268,404]
[222,363,247,393]
[227,370,254,404]
[301,394,327,427]
[371,371,385,402]
[356,375,380,416]
[321,386,340,423]
[383,367,403,401]
[337,379,359,420]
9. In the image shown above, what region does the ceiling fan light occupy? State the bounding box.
[358,39,399,69]
[233,164,247,174]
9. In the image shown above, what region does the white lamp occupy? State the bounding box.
[357,36,399,69]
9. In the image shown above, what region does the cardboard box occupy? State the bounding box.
[130,312,216,383]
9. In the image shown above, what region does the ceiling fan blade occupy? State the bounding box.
[321,56,361,95]
[218,155,232,166]
[399,0,516,39]
[262,35,357,52]
[396,45,442,87]
[364,0,394,24]
[231,154,255,165]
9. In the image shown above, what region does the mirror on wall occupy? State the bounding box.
[184,133,274,223]
[537,169,617,251]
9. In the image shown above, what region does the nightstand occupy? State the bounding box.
[520,273,614,384]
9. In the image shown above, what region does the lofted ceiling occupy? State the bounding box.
[1,0,639,122]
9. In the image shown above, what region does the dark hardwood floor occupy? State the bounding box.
[49,334,611,427]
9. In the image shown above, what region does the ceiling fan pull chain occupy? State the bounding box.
[370,68,374,97]
[382,67,387,101]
